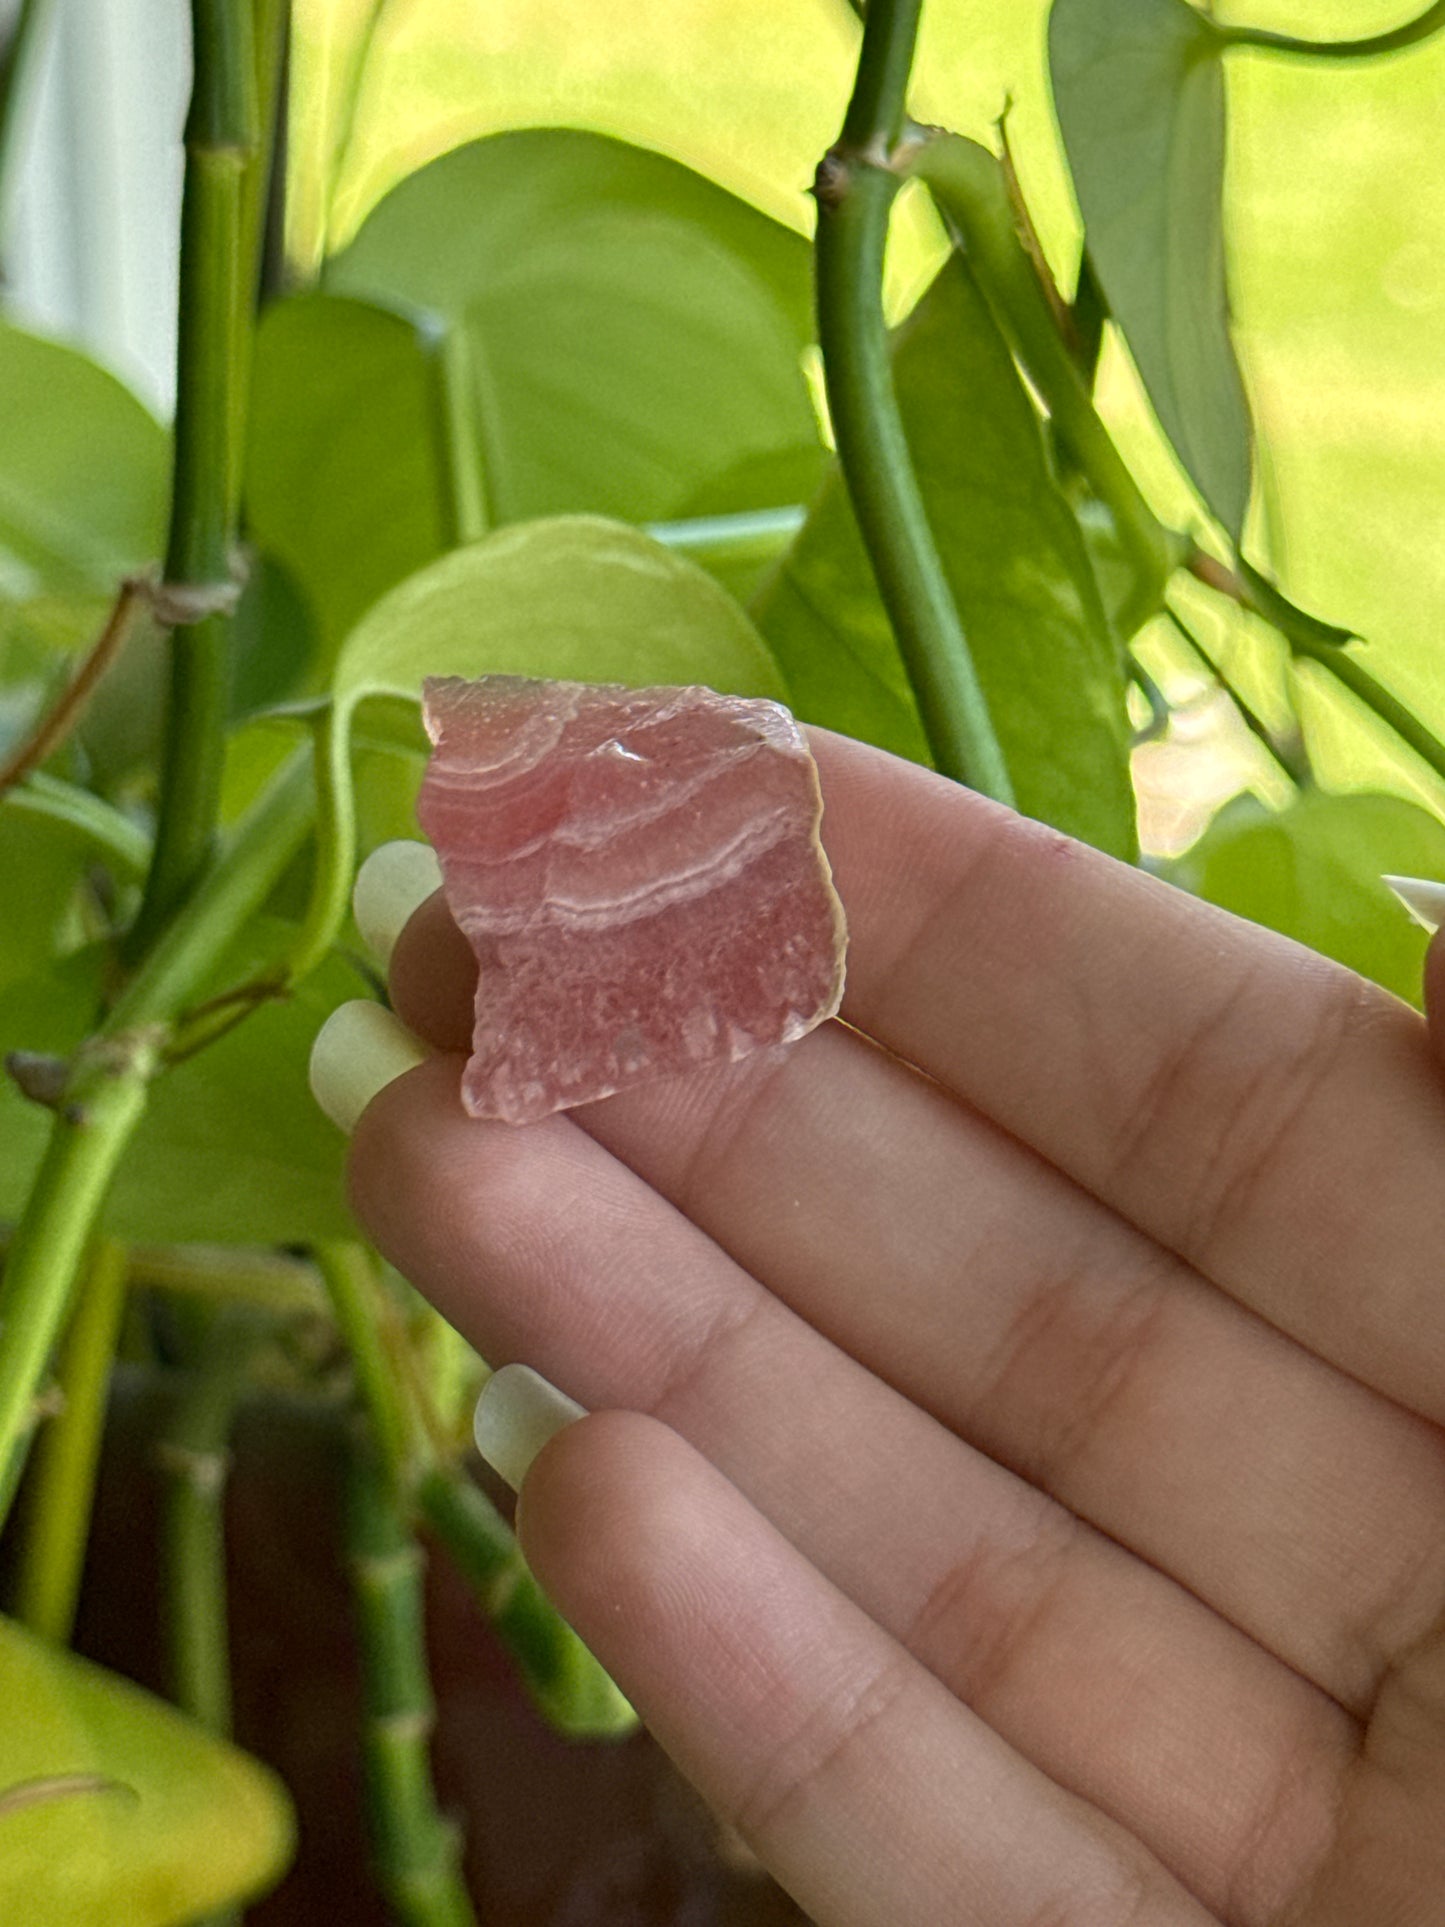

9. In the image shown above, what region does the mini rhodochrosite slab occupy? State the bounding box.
[417,676,848,1125]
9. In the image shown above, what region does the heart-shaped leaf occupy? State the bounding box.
[1171,790,1445,1005]
[0,324,168,596]
[246,294,448,656]
[0,1614,293,1925]
[324,130,823,532]
[1048,0,1253,538]
[334,514,786,726]
[755,258,1137,860]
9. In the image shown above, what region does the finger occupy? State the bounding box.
[381,836,1445,1708]
[576,1023,1445,1715]
[519,1409,1218,1927]
[350,1062,1351,1919]
[814,733,1445,1427]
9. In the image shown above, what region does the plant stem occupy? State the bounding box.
[416,1467,636,1740]
[317,1248,635,1741]
[158,1305,267,1738]
[426,327,491,545]
[1127,657,1170,747]
[814,0,1012,802]
[1221,0,1445,59]
[315,1243,418,1490]
[244,0,290,305]
[0,1046,156,1524]
[0,580,149,800]
[285,702,355,983]
[1183,561,1445,793]
[132,0,262,947]
[0,753,311,1528]
[1163,604,1308,787]
[13,1239,128,1644]
[128,1243,323,1317]
[111,748,312,1030]
[347,1449,478,1927]
[909,133,1184,635]
[1300,643,1445,792]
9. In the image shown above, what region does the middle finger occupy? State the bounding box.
[569,1017,1445,1718]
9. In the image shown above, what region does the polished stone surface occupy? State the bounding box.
[418,676,847,1123]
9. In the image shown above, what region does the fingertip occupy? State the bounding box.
[514,1410,711,1635]
[309,1000,428,1134]
[473,1362,588,1493]
[389,891,478,1052]
[352,839,442,966]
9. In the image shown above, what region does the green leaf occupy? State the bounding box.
[0,1614,293,1924]
[325,129,822,530]
[1048,0,1253,538]
[245,294,448,656]
[1170,790,1445,1005]
[0,789,144,994]
[755,259,1137,860]
[0,929,363,1245]
[334,514,787,728]
[0,324,168,596]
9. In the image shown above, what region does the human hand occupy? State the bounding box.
[326,732,1445,1925]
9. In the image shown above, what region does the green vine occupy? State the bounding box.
[813,0,1013,802]
[12,1239,129,1645]
[0,751,312,1532]
[131,0,262,946]
[347,1449,479,1927]
[1220,0,1445,60]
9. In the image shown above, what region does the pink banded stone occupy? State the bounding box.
[417,675,847,1125]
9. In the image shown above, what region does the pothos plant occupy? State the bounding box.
[0,0,1442,1919]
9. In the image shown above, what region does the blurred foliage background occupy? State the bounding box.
[1,1,1443,1921]
[291,0,1445,854]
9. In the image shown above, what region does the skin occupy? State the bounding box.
[347,730,1445,1925]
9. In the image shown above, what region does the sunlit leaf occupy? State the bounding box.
[333,515,786,734]
[0,1615,293,1925]
[1048,0,1253,537]
[1170,790,1445,1005]
[755,259,1136,859]
[0,324,168,597]
[246,294,447,656]
[325,130,823,530]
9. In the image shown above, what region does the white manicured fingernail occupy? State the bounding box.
[474,1364,587,1492]
[352,840,442,965]
[1383,874,1445,934]
[308,1000,428,1133]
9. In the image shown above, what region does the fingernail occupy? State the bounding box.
[308,1000,428,1133]
[1383,874,1445,934]
[474,1364,587,1492]
[352,840,442,966]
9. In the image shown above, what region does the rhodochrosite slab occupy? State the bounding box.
[417,676,847,1124]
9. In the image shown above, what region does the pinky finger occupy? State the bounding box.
[510,1397,1214,1927]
